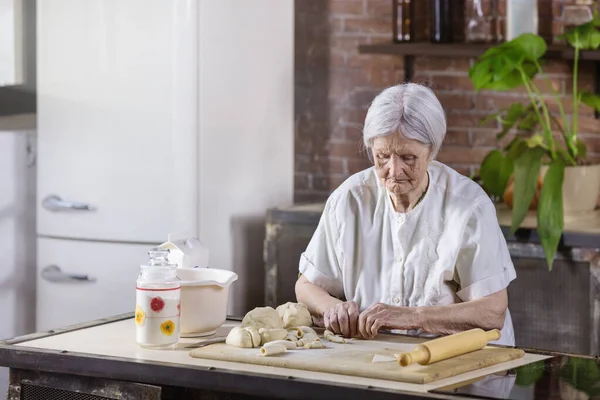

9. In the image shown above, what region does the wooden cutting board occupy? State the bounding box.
[189,336,525,384]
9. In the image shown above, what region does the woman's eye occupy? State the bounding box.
[376,154,389,160]
[403,156,416,162]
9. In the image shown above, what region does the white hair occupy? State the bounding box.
[362,83,446,160]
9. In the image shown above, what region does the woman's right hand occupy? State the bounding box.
[323,301,360,338]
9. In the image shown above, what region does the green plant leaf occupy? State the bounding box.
[496,103,525,139]
[479,150,514,197]
[511,146,546,233]
[516,108,540,131]
[560,358,600,396]
[565,21,600,50]
[537,159,565,270]
[512,33,547,60]
[468,58,493,91]
[575,139,587,160]
[506,137,528,160]
[515,360,546,386]
[580,91,600,112]
[525,134,546,148]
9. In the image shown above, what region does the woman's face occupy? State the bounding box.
[372,134,431,197]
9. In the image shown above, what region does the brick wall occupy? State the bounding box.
[294,0,600,203]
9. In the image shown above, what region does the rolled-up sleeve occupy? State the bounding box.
[455,198,517,302]
[298,198,345,299]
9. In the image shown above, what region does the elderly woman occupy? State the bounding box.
[295,83,516,345]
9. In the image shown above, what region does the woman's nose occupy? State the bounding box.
[388,155,403,177]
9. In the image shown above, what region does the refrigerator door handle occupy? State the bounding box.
[41,265,97,283]
[42,195,96,211]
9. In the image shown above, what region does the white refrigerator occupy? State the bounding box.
[35,0,294,331]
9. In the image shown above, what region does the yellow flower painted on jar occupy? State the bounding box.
[160,320,175,336]
[135,305,146,327]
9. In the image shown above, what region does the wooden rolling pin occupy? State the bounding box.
[397,328,501,367]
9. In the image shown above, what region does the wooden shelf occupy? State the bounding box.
[358,41,600,61]
[359,41,600,119]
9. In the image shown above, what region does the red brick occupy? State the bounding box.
[335,107,368,127]
[296,155,346,175]
[327,140,363,157]
[414,57,472,74]
[294,191,330,204]
[313,174,348,191]
[366,0,392,18]
[329,17,345,34]
[540,60,571,75]
[330,0,365,16]
[428,75,476,92]
[444,130,470,146]
[469,129,517,148]
[349,88,384,108]
[438,93,473,110]
[511,77,565,95]
[342,17,391,36]
[347,156,372,173]
[564,73,595,94]
[331,125,365,142]
[446,164,474,176]
[295,174,311,191]
[436,146,494,164]
[575,117,600,134]
[473,94,529,111]
[579,134,600,154]
[365,65,405,87]
[329,69,370,101]
[447,111,497,129]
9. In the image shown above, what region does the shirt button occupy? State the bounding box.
[392,297,400,304]
[395,255,403,262]
[397,215,405,224]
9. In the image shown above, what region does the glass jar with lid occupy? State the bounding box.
[135,247,181,349]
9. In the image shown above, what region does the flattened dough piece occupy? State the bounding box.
[241,306,284,330]
[262,340,297,350]
[324,329,349,344]
[259,328,288,344]
[303,341,325,349]
[276,302,312,328]
[243,327,261,348]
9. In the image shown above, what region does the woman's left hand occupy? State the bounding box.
[358,303,421,339]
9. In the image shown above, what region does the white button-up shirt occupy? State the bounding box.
[299,161,516,345]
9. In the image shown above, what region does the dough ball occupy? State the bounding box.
[226,326,254,348]
[276,302,312,328]
[241,306,283,330]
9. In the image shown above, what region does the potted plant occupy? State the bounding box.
[468,15,600,270]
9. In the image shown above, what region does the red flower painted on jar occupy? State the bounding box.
[150,296,165,312]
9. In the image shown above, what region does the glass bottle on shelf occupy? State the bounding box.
[505,0,538,41]
[466,0,498,43]
[393,0,414,42]
[135,247,181,349]
[430,0,453,43]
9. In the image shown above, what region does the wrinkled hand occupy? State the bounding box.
[358,303,420,339]
[323,301,359,338]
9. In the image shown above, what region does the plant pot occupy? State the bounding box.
[503,175,543,210]
[540,163,600,214]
